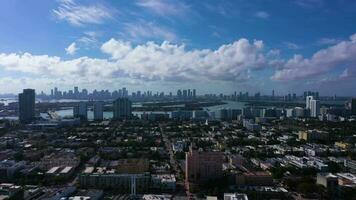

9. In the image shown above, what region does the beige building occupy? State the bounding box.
[298,130,329,142]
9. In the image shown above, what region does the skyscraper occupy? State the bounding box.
[74,102,87,120]
[177,90,182,98]
[352,98,356,116]
[310,99,320,118]
[18,89,36,124]
[94,101,104,121]
[74,86,79,98]
[306,96,314,109]
[113,98,132,120]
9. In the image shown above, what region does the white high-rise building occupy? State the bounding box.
[306,96,314,109]
[310,99,320,117]
[94,101,104,121]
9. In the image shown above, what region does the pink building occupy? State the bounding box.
[185,146,223,190]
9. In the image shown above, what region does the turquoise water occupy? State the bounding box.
[40,101,246,121]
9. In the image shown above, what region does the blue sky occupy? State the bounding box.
[0,0,356,96]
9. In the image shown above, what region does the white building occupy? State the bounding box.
[306,96,314,109]
[310,99,320,117]
[224,193,248,200]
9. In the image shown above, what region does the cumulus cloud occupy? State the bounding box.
[53,0,113,26]
[272,33,356,81]
[0,52,116,80]
[101,38,268,81]
[65,42,78,55]
[0,38,271,86]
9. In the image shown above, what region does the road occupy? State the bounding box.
[159,123,193,199]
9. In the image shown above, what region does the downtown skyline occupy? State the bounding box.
[1,0,356,95]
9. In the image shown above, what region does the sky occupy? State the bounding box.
[0,0,356,96]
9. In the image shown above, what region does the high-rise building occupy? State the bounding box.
[74,86,79,95]
[306,96,314,109]
[113,98,132,120]
[177,90,182,98]
[74,102,87,120]
[185,146,223,191]
[193,89,196,98]
[183,90,188,98]
[94,101,104,121]
[352,98,356,116]
[18,89,36,124]
[310,99,320,117]
[122,87,128,97]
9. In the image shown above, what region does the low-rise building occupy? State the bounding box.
[79,167,150,193]
[236,172,273,186]
[317,173,338,189]
[298,130,329,142]
[0,183,23,200]
[151,174,176,191]
[116,158,149,174]
[224,193,249,200]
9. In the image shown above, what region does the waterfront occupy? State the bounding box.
[39,101,247,121]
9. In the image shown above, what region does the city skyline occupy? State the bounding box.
[1,1,356,199]
[0,0,356,95]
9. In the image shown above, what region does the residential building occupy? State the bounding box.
[224,193,249,200]
[79,167,150,193]
[306,96,313,110]
[74,102,87,120]
[310,99,320,117]
[93,101,104,121]
[18,89,35,124]
[113,98,132,120]
[185,146,223,190]
[116,158,149,174]
[236,172,273,186]
[352,98,356,115]
[298,130,329,142]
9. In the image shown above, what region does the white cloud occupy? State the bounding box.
[0,38,271,86]
[101,38,268,81]
[294,0,323,8]
[65,42,78,55]
[101,39,132,60]
[317,38,341,45]
[272,33,356,81]
[284,42,301,50]
[53,0,113,26]
[121,21,177,42]
[255,11,270,19]
[136,0,190,17]
[77,31,100,48]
